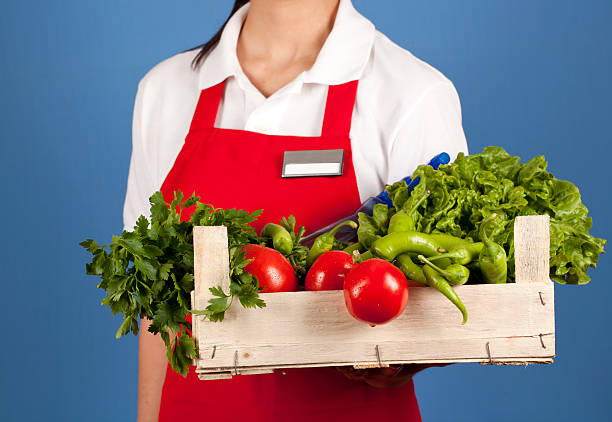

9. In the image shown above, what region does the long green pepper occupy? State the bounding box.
[418,255,470,285]
[478,214,507,284]
[387,213,414,235]
[395,253,427,285]
[387,190,430,234]
[371,231,444,261]
[343,242,363,254]
[428,242,483,265]
[261,223,293,255]
[307,220,358,266]
[427,234,472,251]
[423,265,468,324]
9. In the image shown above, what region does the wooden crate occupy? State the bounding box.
[191,215,555,380]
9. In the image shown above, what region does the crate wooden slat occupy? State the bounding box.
[192,215,555,380]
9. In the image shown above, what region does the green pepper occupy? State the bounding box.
[427,233,472,251]
[307,220,358,267]
[387,213,414,235]
[387,190,430,234]
[478,214,507,284]
[427,242,483,265]
[418,255,470,285]
[371,232,443,261]
[261,223,293,255]
[395,253,427,285]
[343,242,362,254]
[423,265,468,324]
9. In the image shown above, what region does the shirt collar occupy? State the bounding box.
[198,0,376,91]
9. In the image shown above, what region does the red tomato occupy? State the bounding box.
[305,251,355,291]
[343,258,409,326]
[242,244,298,293]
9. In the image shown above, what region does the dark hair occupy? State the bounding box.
[191,0,250,70]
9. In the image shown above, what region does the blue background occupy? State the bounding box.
[1,0,610,420]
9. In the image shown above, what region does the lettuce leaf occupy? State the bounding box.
[388,146,606,284]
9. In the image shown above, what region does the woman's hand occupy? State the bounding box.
[336,364,449,388]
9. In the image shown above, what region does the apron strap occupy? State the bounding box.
[321,80,359,137]
[189,80,226,132]
[190,79,358,136]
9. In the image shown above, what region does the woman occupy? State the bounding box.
[124,0,468,421]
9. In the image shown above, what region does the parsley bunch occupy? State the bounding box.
[81,191,265,376]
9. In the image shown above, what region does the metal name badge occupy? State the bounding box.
[282,149,345,178]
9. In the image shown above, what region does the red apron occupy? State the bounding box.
[158,79,422,421]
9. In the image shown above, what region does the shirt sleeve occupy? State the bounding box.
[386,81,468,185]
[123,78,157,231]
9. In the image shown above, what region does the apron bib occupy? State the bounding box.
[158,79,421,421]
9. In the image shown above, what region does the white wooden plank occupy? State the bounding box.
[196,334,554,374]
[515,215,550,284]
[197,373,234,381]
[195,281,554,372]
[199,282,554,347]
[198,368,275,381]
[193,226,230,360]
[197,356,553,378]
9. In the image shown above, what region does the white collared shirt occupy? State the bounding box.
[124,0,468,229]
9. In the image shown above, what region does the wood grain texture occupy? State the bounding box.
[192,226,230,361]
[197,355,554,379]
[192,215,556,379]
[515,215,550,284]
[191,290,198,366]
[194,282,554,372]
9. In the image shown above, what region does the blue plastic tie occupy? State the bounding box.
[376,152,450,206]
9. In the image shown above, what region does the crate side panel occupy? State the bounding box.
[198,356,554,378]
[195,281,554,369]
[197,334,555,373]
[193,226,230,359]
